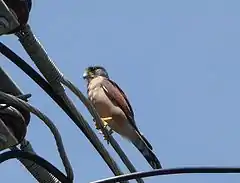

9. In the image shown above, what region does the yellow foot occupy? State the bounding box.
[99,129,114,144]
[93,117,113,144]
[101,117,113,123]
[94,117,112,130]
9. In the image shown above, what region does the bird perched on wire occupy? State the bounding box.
[83,65,162,169]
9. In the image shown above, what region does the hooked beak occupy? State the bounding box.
[83,71,88,79]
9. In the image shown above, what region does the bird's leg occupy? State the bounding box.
[99,117,113,144]
[94,117,112,130]
[101,117,113,123]
[93,117,114,144]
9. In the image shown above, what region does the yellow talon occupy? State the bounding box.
[99,117,112,128]
[94,117,110,130]
[102,120,108,127]
[101,117,113,122]
[94,117,113,144]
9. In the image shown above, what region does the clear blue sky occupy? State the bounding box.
[1,0,240,182]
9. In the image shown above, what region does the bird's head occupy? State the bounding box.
[83,66,109,82]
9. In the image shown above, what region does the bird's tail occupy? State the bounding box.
[132,132,162,169]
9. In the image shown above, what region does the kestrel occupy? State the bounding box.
[83,66,162,169]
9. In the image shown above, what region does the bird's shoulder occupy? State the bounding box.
[102,78,135,119]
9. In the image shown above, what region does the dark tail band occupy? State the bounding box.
[132,133,162,169]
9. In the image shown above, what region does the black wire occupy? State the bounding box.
[0,42,120,176]
[0,93,31,110]
[0,150,70,183]
[0,42,77,180]
[92,167,240,183]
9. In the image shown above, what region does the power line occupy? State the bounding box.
[0,91,74,181]
[91,167,240,183]
[11,140,62,183]
[0,66,61,182]
[0,150,71,183]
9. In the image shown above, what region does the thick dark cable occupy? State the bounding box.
[11,143,61,183]
[0,42,122,177]
[0,91,73,181]
[91,167,240,183]
[0,150,70,183]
